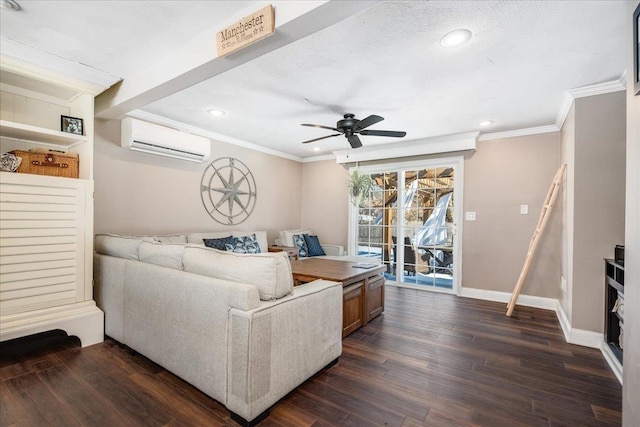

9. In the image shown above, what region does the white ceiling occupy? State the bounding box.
[0,1,628,161]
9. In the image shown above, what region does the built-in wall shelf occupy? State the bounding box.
[0,120,87,149]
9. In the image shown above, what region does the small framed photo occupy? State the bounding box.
[61,115,84,135]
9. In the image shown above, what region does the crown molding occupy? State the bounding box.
[478,125,559,141]
[334,132,478,164]
[555,74,626,130]
[301,154,336,163]
[0,37,120,96]
[127,110,303,163]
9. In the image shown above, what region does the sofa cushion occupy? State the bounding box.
[94,234,152,260]
[225,234,261,254]
[203,236,234,250]
[154,234,188,244]
[183,246,293,301]
[304,234,326,257]
[187,231,268,253]
[280,228,312,247]
[293,234,308,258]
[139,241,185,270]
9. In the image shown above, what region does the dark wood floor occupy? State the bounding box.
[0,286,622,426]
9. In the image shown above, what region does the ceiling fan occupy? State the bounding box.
[300,113,407,148]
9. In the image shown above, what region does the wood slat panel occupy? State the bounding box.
[0,193,76,205]
[0,259,76,274]
[0,211,76,221]
[0,235,77,247]
[0,220,77,229]
[0,202,77,212]
[1,268,76,287]
[1,281,75,300]
[0,291,76,311]
[0,274,75,294]
[0,183,77,197]
[0,251,76,265]
[0,244,75,256]
[0,228,76,238]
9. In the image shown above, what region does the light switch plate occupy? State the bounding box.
[465,211,476,221]
[520,204,529,215]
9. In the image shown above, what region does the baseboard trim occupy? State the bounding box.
[600,341,623,385]
[0,301,104,348]
[458,287,557,310]
[554,301,603,349]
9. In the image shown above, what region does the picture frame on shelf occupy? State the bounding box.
[634,2,640,96]
[61,115,84,135]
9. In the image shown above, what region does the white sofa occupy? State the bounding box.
[93,232,343,426]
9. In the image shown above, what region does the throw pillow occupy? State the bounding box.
[203,236,234,250]
[225,234,261,254]
[304,234,326,257]
[293,234,309,257]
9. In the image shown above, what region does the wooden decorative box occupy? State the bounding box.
[10,149,79,179]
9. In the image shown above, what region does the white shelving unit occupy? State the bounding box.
[0,120,88,148]
[0,63,103,347]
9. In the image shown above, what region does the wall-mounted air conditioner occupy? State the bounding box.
[121,118,210,163]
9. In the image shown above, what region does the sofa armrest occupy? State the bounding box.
[226,279,343,421]
[321,244,344,256]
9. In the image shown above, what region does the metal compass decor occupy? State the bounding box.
[200,157,257,225]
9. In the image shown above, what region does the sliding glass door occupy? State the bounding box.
[351,158,462,293]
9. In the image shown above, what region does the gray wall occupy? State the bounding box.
[623,2,640,425]
[560,91,627,333]
[463,133,562,297]
[94,118,303,245]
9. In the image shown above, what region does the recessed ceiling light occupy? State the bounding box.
[0,0,21,10]
[440,29,472,48]
[478,120,494,126]
[312,147,321,152]
[207,109,226,117]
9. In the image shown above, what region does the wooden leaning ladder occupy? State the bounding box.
[506,163,567,317]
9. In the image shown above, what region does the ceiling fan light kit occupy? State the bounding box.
[300,113,406,149]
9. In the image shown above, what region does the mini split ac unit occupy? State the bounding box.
[121,118,211,162]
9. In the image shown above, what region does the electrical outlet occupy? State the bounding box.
[465,211,476,221]
[520,204,529,215]
[561,277,567,292]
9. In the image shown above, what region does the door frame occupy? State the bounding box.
[348,156,464,295]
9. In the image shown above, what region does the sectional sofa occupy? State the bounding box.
[93,231,343,426]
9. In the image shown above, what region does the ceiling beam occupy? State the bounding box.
[95,0,380,119]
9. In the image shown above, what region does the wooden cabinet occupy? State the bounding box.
[366,274,385,322]
[604,259,624,363]
[0,65,103,347]
[343,281,364,337]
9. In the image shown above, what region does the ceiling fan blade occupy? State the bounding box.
[347,135,363,149]
[355,114,384,130]
[301,134,341,144]
[359,129,407,137]
[301,123,340,132]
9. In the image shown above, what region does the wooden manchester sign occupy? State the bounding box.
[216,5,275,57]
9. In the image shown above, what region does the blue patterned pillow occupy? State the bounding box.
[203,236,234,250]
[304,234,326,257]
[293,234,308,258]
[225,234,261,254]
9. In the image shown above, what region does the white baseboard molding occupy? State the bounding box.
[0,301,104,348]
[458,287,557,310]
[554,301,603,349]
[600,341,623,385]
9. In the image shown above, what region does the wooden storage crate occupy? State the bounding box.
[10,149,79,179]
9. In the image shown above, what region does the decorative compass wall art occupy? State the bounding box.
[200,157,257,225]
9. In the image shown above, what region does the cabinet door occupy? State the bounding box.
[343,281,364,337]
[0,173,93,315]
[366,274,385,322]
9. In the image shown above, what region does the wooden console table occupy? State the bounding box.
[289,258,385,337]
